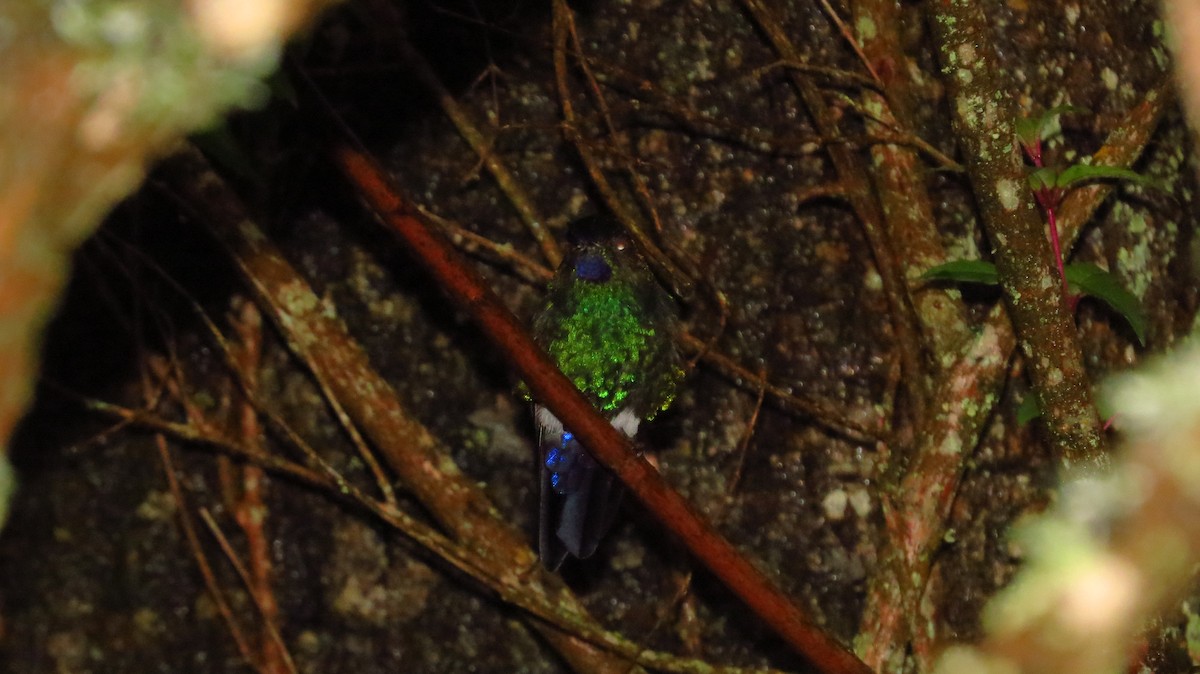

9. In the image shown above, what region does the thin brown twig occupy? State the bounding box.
[815,0,884,88]
[740,0,928,421]
[551,0,694,301]
[587,58,945,165]
[81,394,493,585]
[416,204,554,284]
[827,91,965,171]
[679,332,879,442]
[560,8,666,242]
[727,367,769,497]
[95,223,392,510]
[117,211,401,511]
[156,437,258,670]
[199,509,299,674]
[227,299,292,674]
[66,391,328,486]
[390,23,562,268]
[754,59,882,90]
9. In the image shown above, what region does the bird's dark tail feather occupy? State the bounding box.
[539,434,625,570]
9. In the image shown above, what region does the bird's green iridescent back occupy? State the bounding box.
[534,260,681,420]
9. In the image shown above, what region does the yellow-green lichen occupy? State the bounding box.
[855,16,877,41]
[996,178,1022,212]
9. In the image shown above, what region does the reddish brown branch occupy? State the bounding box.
[200,509,297,674]
[227,300,291,674]
[157,437,259,669]
[846,0,972,359]
[332,143,872,674]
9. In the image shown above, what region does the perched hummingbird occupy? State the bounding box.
[530,214,684,570]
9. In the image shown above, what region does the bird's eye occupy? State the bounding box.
[614,236,631,252]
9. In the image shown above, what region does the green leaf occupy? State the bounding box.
[0,454,13,530]
[1014,116,1042,150]
[190,123,260,183]
[1016,393,1042,425]
[1015,105,1088,148]
[922,260,1000,285]
[1064,262,1147,345]
[1027,167,1059,192]
[266,68,300,108]
[1095,390,1117,422]
[1055,164,1157,191]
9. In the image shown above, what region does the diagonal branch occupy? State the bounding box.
[332,141,873,674]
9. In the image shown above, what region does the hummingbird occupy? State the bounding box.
[530,213,684,570]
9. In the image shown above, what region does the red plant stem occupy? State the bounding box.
[1045,203,1071,300]
[1025,137,1074,304]
[332,144,872,674]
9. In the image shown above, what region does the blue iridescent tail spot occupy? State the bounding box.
[539,427,625,569]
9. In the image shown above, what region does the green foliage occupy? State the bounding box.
[1063,263,1147,345]
[922,260,1146,345]
[0,455,13,530]
[1014,105,1087,150]
[1055,164,1157,191]
[921,259,999,284]
[1027,164,1157,194]
[1016,394,1041,425]
[1027,167,1059,192]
